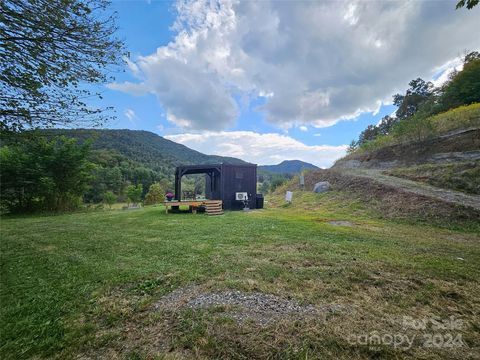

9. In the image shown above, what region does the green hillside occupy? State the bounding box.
[41,129,247,172]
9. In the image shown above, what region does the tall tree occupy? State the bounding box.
[377,115,399,136]
[358,124,380,145]
[0,0,124,132]
[0,134,93,212]
[346,140,358,154]
[438,52,480,111]
[393,78,435,120]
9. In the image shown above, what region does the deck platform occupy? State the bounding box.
[164,200,223,215]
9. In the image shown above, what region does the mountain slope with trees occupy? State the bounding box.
[259,160,318,174]
[41,129,246,172]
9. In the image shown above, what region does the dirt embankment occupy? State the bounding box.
[334,128,480,170]
[289,169,480,223]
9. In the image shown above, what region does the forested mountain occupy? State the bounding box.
[41,129,246,174]
[259,160,318,174]
[256,160,318,195]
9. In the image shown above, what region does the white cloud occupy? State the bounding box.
[123,56,141,77]
[431,56,464,87]
[107,82,148,96]
[299,125,308,132]
[165,131,347,168]
[124,108,139,129]
[110,0,480,131]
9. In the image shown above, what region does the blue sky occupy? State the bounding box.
[95,0,479,167]
[98,1,174,132]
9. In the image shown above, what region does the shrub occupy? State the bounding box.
[391,114,434,142]
[144,180,170,205]
[126,184,143,206]
[103,191,117,209]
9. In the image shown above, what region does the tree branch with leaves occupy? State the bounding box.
[0,0,125,132]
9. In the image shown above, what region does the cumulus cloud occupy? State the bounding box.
[165,131,347,168]
[110,0,479,130]
[299,125,308,132]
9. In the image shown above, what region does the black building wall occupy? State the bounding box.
[175,164,257,210]
[221,164,257,210]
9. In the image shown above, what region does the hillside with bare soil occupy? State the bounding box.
[334,127,480,170]
[296,104,480,224]
[282,169,480,224]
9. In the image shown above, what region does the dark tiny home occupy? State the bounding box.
[174,163,262,210]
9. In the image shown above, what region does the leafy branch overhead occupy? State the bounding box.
[456,0,479,9]
[0,0,125,132]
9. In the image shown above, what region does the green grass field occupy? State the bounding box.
[1,192,479,359]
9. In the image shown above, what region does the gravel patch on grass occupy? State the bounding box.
[155,286,342,325]
[328,220,354,227]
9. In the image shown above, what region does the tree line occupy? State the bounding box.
[0,132,177,213]
[348,51,480,153]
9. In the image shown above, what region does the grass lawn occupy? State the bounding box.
[1,192,479,359]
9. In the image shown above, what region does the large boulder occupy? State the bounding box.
[313,181,331,193]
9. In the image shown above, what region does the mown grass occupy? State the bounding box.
[1,194,479,359]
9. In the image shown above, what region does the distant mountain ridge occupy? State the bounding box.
[259,160,318,174]
[40,129,247,173]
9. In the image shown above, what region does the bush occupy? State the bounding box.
[126,184,143,206]
[358,135,396,152]
[103,191,117,209]
[391,114,434,142]
[144,179,170,205]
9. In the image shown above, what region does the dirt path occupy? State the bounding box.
[346,169,480,211]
